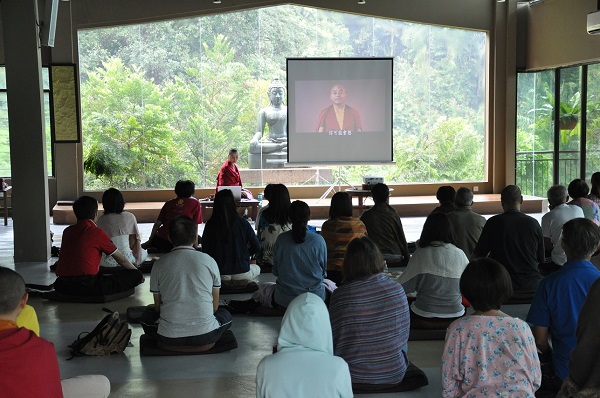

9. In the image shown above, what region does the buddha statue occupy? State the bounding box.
[249,78,288,169]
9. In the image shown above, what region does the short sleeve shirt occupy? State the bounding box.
[150,246,221,338]
[56,219,117,277]
[156,197,202,240]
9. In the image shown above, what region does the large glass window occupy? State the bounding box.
[516,71,554,197]
[517,65,600,196]
[78,5,487,190]
[0,67,53,177]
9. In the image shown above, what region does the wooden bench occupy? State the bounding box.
[51,194,546,225]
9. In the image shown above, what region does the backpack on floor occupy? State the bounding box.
[68,308,132,359]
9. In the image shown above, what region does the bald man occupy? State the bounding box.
[316,84,363,133]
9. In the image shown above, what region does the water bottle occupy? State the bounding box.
[383,260,389,274]
[257,192,263,208]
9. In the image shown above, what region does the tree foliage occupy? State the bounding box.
[78,5,487,190]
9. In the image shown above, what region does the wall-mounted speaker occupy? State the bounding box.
[40,0,59,47]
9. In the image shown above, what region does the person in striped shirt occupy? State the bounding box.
[329,237,410,386]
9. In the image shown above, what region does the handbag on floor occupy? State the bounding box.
[68,308,131,358]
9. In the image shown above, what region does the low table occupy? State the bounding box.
[346,188,394,215]
[200,199,259,222]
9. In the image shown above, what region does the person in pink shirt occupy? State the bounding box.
[442,258,541,397]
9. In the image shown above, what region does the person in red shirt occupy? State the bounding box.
[216,149,253,199]
[0,267,111,398]
[54,196,143,296]
[142,180,202,252]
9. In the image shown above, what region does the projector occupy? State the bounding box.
[362,176,384,190]
[588,10,600,34]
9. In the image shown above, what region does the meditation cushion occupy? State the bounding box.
[352,362,429,393]
[126,305,154,323]
[139,330,238,356]
[42,288,135,303]
[220,281,259,295]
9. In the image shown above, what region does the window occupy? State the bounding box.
[78,5,487,190]
[0,67,53,177]
[517,65,600,196]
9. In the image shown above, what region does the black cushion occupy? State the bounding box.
[352,362,429,393]
[220,281,259,295]
[140,330,238,356]
[41,288,135,303]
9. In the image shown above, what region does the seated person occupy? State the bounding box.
[568,178,600,225]
[430,185,456,215]
[54,196,144,297]
[321,192,367,283]
[255,183,274,231]
[446,187,486,258]
[0,267,111,398]
[142,180,202,252]
[329,237,410,387]
[360,183,410,266]
[473,185,544,297]
[540,185,584,275]
[527,218,600,395]
[586,171,600,205]
[442,258,541,397]
[256,184,291,270]
[96,188,147,267]
[557,277,600,397]
[398,212,469,329]
[215,148,253,199]
[202,189,261,283]
[256,293,353,398]
[226,201,327,312]
[144,216,232,350]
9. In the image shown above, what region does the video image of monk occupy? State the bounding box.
[293,79,387,134]
[316,84,362,133]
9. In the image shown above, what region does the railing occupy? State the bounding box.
[516,149,600,197]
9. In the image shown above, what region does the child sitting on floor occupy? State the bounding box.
[141,180,202,252]
[54,196,144,297]
[441,258,541,397]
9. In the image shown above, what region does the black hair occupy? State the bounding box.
[101,188,125,214]
[562,218,600,259]
[206,188,240,243]
[419,212,457,247]
[342,237,384,283]
[73,196,98,220]
[263,183,275,201]
[460,258,513,312]
[591,172,600,197]
[0,267,26,315]
[329,191,353,219]
[289,200,311,244]
[500,185,521,204]
[436,186,456,203]
[371,183,389,204]
[263,184,290,226]
[168,215,198,246]
[568,178,590,199]
[174,180,195,198]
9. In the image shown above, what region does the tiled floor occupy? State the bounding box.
[0,214,539,397]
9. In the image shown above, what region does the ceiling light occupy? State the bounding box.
[213,0,221,3]
[358,0,366,4]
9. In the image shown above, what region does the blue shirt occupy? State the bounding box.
[273,230,327,307]
[526,259,600,380]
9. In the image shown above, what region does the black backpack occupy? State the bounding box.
[68,308,132,359]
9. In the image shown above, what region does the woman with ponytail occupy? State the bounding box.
[225,200,327,313]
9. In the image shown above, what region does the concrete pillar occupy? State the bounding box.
[1,0,51,262]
